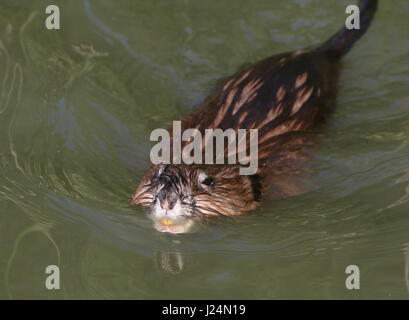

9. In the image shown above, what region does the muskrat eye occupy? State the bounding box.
[199,173,214,187]
[201,177,213,185]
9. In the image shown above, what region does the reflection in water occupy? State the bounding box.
[155,250,185,275]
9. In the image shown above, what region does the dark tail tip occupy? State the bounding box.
[319,0,378,59]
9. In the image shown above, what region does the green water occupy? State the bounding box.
[1,0,409,299]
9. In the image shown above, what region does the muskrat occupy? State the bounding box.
[131,0,378,233]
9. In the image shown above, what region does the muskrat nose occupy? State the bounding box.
[158,191,178,211]
[160,198,176,210]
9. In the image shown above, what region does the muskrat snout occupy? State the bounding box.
[149,201,198,234]
[157,189,179,211]
[149,186,197,233]
[151,195,186,219]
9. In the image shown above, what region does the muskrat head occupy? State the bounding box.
[131,164,261,233]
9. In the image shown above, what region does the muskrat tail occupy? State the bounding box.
[318,0,378,59]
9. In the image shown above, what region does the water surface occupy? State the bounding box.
[1,0,409,299]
